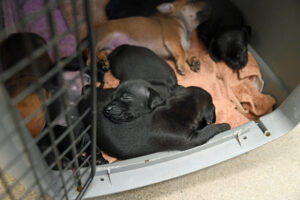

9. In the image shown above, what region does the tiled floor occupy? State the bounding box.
[94,123,300,200]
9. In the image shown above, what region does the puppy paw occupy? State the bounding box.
[98,59,110,71]
[83,47,91,66]
[175,61,186,75]
[188,56,200,72]
[86,57,91,66]
[97,50,110,71]
[217,123,231,132]
[177,67,186,75]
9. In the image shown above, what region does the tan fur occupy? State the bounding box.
[16,91,47,137]
[85,0,208,75]
[60,0,109,40]
[8,77,48,138]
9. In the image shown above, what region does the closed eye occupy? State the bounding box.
[120,97,133,101]
[120,94,134,101]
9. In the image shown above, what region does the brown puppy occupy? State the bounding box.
[11,79,49,137]
[0,33,52,137]
[85,0,210,75]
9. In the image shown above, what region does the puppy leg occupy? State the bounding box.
[187,55,200,72]
[164,41,187,75]
[84,30,115,70]
[84,48,110,71]
[190,123,230,146]
[97,50,110,71]
[83,47,94,69]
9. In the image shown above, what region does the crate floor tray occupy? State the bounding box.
[79,47,300,198]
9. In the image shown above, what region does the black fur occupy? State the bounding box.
[0,32,52,96]
[106,0,174,19]
[103,80,165,123]
[108,45,178,98]
[44,56,91,126]
[197,0,251,70]
[41,56,108,168]
[0,32,51,76]
[37,125,108,170]
[79,80,230,159]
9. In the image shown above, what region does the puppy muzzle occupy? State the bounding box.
[103,103,134,123]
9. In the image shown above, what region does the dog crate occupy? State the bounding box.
[0,0,98,199]
[0,0,299,199]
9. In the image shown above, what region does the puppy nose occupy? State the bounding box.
[104,105,114,114]
[105,106,112,112]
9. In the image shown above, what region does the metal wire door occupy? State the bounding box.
[0,0,98,199]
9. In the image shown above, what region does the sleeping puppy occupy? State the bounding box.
[105,0,250,70]
[108,45,178,98]
[79,80,230,159]
[84,0,211,75]
[43,56,108,167]
[196,0,251,70]
[0,32,52,137]
[102,80,166,123]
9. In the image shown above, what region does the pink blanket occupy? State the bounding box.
[2,0,76,61]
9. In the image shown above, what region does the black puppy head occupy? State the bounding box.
[196,89,216,128]
[203,103,216,125]
[104,80,165,123]
[209,26,251,70]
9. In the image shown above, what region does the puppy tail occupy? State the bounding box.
[191,123,230,146]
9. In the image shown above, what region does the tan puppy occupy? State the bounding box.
[85,0,210,75]
[0,33,52,137]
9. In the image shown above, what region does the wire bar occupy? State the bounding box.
[0,0,98,199]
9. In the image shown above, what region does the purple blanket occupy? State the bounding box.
[2,0,77,61]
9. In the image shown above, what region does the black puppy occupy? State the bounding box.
[105,0,251,70]
[79,80,230,159]
[103,80,165,123]
[108,45,178,98]
[197,0,251,70]
[42,55,108,168]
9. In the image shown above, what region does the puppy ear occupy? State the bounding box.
[156,3,174,14]
[242,25,252,43]
[148,88,165,109]
[81,85,91,97]
[208,38,221,62]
